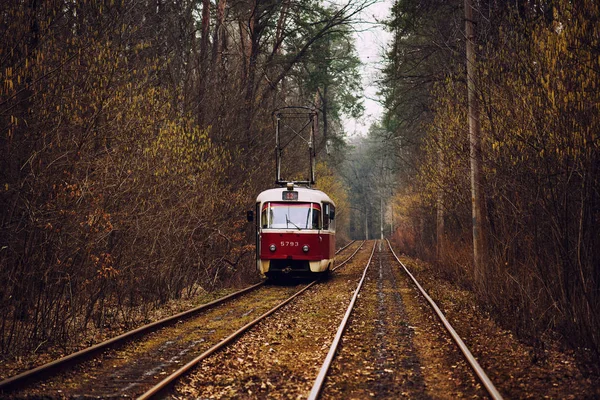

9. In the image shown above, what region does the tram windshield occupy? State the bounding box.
[261,202,321,230]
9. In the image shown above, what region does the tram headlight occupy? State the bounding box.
[269,244,276,252]
[302,245,309,253]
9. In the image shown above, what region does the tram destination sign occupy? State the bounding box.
[282,191,298,201]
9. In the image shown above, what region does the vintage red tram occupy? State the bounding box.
[250,183,335,279]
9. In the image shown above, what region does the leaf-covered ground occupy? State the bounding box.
[321,245,481,399]
[173,241,599,399]
[0,287,247,382]
[3,285,305,398]
[172,242,375,399]
[2,240,598,398]
[398,254,600,399]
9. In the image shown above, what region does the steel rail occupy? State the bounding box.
[332,240,364,271]
[386,239,503,400]
[334,240,355,255]
[139,242,368,399]
[140,278,315,398]
[0,243,358,396]
[307,240,377,400]
[0,281,264,393]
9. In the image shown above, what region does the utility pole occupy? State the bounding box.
[390,197,394,236]
[464,0,486,286]
[380,196,384,240]
[364,207,368,240]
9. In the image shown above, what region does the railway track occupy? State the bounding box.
[139,240,365,399]
[309,240,504,399]
[0,241,362,398]
[164,239,375,398]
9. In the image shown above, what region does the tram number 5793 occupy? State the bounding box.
[281,241,299,247]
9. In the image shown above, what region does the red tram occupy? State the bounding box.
[250,183,336,279]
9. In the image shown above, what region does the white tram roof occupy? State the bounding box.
[256,186,335,206]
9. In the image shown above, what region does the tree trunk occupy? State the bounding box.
[436,129,445,261]
[244,0,261,150]
[198,0,210,125]
[212,0,227,65]
[436,191,445,261]
[323,83,328,142]
[464,0,486,287]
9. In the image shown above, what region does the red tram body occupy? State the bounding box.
[253,184,336,279]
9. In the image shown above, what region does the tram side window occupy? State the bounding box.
[323,203,330,230]
[312,206,321,229]
[329,205,336,231]
[261,203,269,228]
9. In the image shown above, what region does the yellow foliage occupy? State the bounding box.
[417,0,600,218]
[150,121,229,181]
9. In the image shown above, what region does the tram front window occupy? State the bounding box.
[261,202,321,230]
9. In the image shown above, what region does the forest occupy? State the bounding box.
[1,0,599,368]
[0,0,363,356]
[350,0,599,362]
